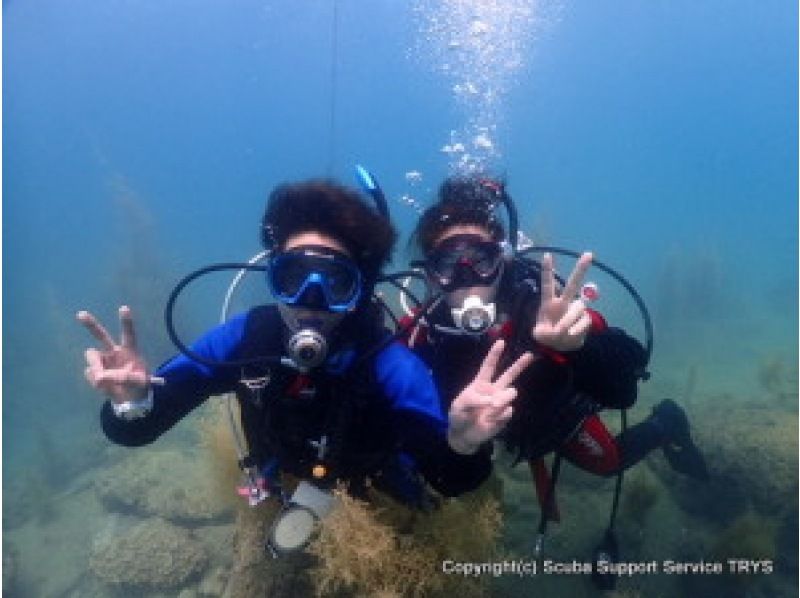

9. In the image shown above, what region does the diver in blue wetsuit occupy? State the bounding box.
[78,179,532,521]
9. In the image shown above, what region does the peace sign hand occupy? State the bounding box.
[77,305,161,403]
[533,252,594,352]
[448,339,534,454]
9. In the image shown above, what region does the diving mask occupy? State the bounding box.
[270,246,362,370]
[426,234,504,292]
[268,246,362,312]
[425,234,505,334]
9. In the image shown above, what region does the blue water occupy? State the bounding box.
[4,1,797,596]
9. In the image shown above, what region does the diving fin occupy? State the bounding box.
[591,529,619,591]
[652,399,710,481]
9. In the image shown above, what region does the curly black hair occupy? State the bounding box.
[411,175,507,256]
[261,179,396,281]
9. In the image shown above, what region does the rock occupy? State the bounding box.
[193,523,235,567]
[90,517,208,588]
[3,543,17,592]
[650,406,798,522]
[94,449,232,523]
[198,566,229,596]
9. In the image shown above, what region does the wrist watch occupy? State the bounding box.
[111,390,154,420]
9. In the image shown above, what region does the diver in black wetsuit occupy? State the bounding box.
[77,179,535,513]
[401,175,709,512]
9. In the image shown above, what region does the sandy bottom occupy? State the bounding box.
[4,386,797,598]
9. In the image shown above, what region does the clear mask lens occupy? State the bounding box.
[269,249,361,311]
[428,235,502,291]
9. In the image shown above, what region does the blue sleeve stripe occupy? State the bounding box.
[374,341,447,431]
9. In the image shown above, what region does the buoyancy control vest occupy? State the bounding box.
[421,270,601,462]
[233,305,401,489]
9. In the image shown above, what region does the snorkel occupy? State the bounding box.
[355,164,390,220]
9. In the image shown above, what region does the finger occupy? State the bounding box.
[486,405,514,426]
[494,351,535,388]
[84,368,118,394]
[76,310,117,351]
[85,348,104,370]
[456,391,496,412]
[568,312,593,338]
[475,339,505,383]
[94,369,149,388]
[84,349,108,387]
[84,366,101,387]
[560,252,593,301]
[83,363,140,402]
[490,387,517,412]
[119,305,137,350]
[540,252,555,302]
[553,299,586,336]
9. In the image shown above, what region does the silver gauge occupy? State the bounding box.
[267,505,318,554]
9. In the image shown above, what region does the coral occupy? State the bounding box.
[308,479,503,598]
[3,542,18,593]
[413,479,503,561]
[758,356,786,394]
[710,512,777,563]
[108,177,180,362]
[654,247,726,329]
[192,523,236,570]
[756,355,798,407]
[225,502,316,598]
[649,406,798,522]
[199,397,248,514]
[34,422,73,489]
[221,472,502,598]
[681,364,699,406]
[310,489,420,597]
[622,472,660,528]
[89,517,208,588]
[94,448,233,523]
[197,565,229,596]
[704,512,779,591]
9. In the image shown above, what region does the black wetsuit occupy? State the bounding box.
[101,305,491,500]
[408,275,653,473]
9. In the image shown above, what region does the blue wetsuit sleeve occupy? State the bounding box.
[374,341,492,496]
[100,313,249,446]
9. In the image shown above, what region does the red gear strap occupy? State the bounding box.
[561,415,621,476]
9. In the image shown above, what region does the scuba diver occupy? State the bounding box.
[402,175,709,520]
[77,178,534,554]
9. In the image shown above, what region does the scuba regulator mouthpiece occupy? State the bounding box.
[286,328,329,370]
[451,295,496,334]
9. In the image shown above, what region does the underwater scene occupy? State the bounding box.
[3,1,797,597]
